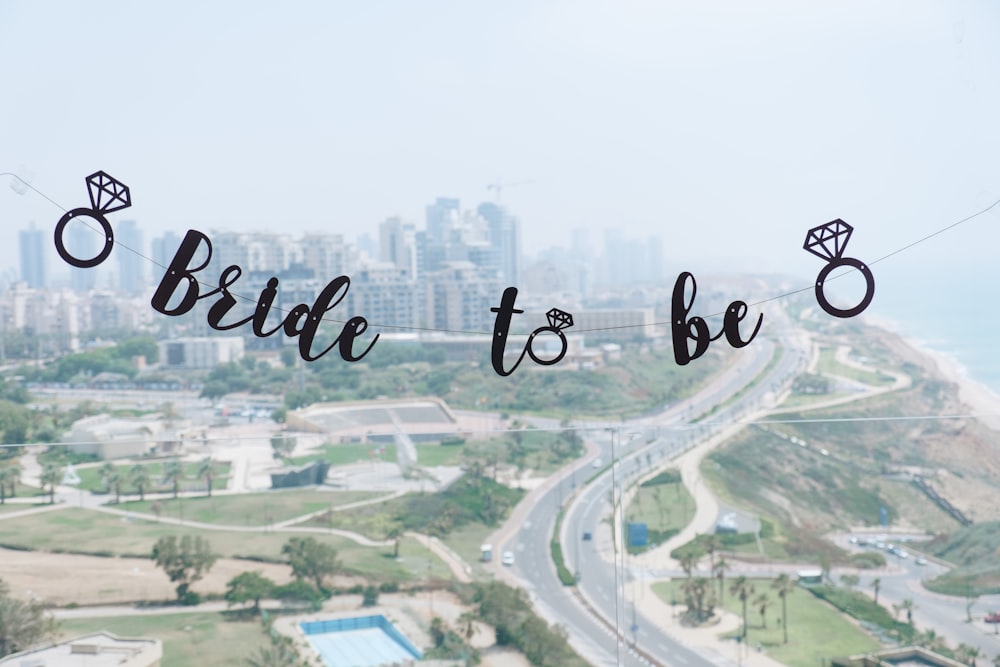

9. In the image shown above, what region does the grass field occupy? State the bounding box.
[291,443,395,467]
[0,507,450,582]
[624,478,695,553]
[817,347,896,386]
[117,489,386,526]
[75,461,233,495]
[653,579,880,667]
[59,611,270,667]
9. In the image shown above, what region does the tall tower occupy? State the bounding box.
[68,222,96,292]
[18,224,46,289]
[379,217,417,277]
[477,202,521,285]
[151,231,182,283]
[116,220,145,295]
[425,197,459,244]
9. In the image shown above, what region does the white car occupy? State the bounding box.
[591,458,603,469]
[501,551,515,566]
[915,556,928,566]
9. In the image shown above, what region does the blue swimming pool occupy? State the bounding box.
[300,615,423,667]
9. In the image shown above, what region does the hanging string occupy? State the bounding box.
[4,171,999,336]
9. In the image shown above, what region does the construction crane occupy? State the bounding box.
[486,179,533,203]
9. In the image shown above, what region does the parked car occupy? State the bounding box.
[985,611,1000,624]
[502,551,515,566]
[583,532,592,541]
[914,556,928,566]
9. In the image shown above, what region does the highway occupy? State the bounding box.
[499,321,812,667]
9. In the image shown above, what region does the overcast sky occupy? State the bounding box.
[2,0,999,293]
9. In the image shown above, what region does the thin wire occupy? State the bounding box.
[0,411,991,450]
[6,171,998,336]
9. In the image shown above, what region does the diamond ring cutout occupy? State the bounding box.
[546,308,574,330]
[803,219,853,261]
[86,171,131,214]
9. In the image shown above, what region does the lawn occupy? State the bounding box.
[624,477,695,553]
[0,507,451,582]
[59,611,270,667]
[414,443,466,467]
[653,579,880,667]
[74,461,233,495]
[117,489,387,526]
[291,443,395,467]
[817,347,895,386]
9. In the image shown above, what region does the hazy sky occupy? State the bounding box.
[2,0,1000,295]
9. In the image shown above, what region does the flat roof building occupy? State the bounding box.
[0,632,162,667]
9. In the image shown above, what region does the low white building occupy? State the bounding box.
[0,632,162,667]
[158,336,244,370]
[63,414,166,460]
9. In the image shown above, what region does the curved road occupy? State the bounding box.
[497,320,811,667]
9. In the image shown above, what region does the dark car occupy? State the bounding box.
[582,532,592,541]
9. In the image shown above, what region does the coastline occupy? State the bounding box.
[865,314,1000,432]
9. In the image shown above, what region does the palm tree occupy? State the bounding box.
[386,525,403,559]
[754,591,772,629]
[39,461,62,504]
[729,576,755,640]
[100,462,123,503]
[129,464,151,502]
[714,557,731,603]
[679,551,701,579]
[872,577,881,606]
[703,534,721,574]
[955,643,980,666]
[771,573,795,644]
[198,457,217,497]
[164,459,184,499]
[901,598,916,625]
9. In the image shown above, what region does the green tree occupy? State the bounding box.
[198,457,218,497]
[713,557,731,603]
[0,579,58,658]
[270,435,296,462]
[245,635,303,667]
[0,463,20,503]
[871,577,881,606]
[0,401,30,445]
[771,573,795,644]
[224,571,274,614]
[754,591,772,629]
[100,463,123,504]
[39,461,62,504]
[164,458,184,499]
[729,576,754,640]
[901,598,916,624]
[840,573,860,590]
[152,535,216,603]
[282,537,339,591]
[129,464,151,501]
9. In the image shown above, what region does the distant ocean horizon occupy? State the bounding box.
[862,261,1000,399]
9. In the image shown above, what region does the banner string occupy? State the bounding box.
[5,172,999,337]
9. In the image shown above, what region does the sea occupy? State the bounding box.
[860,261,1000,399]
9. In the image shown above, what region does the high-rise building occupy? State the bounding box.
[425,197,459,244]
[66,222,97,292]
[477,202,521,285]
[18,224,46,289]
[379,217,417,277]
[152,231,183,276]
[116,220,145,295]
